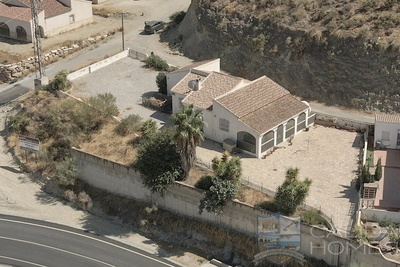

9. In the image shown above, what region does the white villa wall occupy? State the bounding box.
[0,18,33,42]
[374,121,400,149]
[166,71,189,95]
[171,92,186,114]
[44,0,93,37]
[195,59,220,73]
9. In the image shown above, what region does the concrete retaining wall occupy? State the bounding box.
[361,209,400,224]
[67,50,129,81]
[71,148,400,266]
[315,112,373,132]
[128,49,148,61]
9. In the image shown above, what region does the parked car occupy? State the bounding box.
[144,21,164,34]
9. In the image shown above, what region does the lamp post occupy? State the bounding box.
[121,12,125,51]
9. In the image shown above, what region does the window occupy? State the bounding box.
[397,133,400,146]
[69,15,75,23]
[382,131,390,141]
[219,118,229,132]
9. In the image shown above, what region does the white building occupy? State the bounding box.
[0,0,92,42]
[374,113,400,149]
[167,59,315,158]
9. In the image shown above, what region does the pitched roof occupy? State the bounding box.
[171,59,219,74]
[0,0,70,22]
[171,70,208,95]
[375,113,400,123]
[216,75,308,134]
[240,95,308,134]
[182,72,242,110]
[215,76,290,118]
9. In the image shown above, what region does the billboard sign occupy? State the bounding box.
[19,135,40,153]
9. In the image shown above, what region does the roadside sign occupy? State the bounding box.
[19,135,40,153]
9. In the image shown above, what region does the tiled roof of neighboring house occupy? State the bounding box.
[375,113,400,123]
[215,76,290,118]
[182,72,242,110]
[0,2,31,22]
[171,71,208,95]
[171,59,219,73]
[0,0,70,22]
[240,95,308,134]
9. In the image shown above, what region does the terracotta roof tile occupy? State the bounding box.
[375,113,400,123]
[240,95,308,134]
[0,0,70,22]
[182,72,242,109]
[171,71,208,95]
[215,76,290,118]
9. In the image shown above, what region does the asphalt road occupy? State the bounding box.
[0,214,179,267]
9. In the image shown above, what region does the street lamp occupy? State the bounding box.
[121,12,125,51]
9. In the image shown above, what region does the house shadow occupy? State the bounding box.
[351,133,363,148]
[198,139,224,154]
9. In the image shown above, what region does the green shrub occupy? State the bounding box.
[255,201,278,213]
[114,114,142,136]
[87,93,119,117]
[375,158,382,181]
[195,175,214,190]
[156,72,167,95]
[301,208,329,228]
[140,119,158,139]
[44,71,71,92]
[7,114,30,134]
[169,11,186,24]
[144,54,169,71]
[54,158,77,187]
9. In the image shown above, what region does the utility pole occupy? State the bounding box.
[121,12,125,51]
[30,0,48,89]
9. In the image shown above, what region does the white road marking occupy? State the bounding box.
[0,217,175,266]
[0,236,115,266]
[0,255,47,267]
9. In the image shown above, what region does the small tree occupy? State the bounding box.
[375,158,382,181]
[156,72,167,95]
[198,152,241,215]
[135,131,183,195]
[361,165,373,183]
[171,104,205,179]
[274,168,312,215]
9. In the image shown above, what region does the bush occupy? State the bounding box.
[135,131,183,195]
[87,93,119,117]
[169,11,186,24]
[156,72,167,95]
[44,71,71,92]
[195,175,214,190]
[375,158,382,181]
[255,201,278,213]
[54,158,77,187]
[301,208,329,228]
[144,54,169,71]
[114,114,142,136]
[140,119,158,139]
[7,114,30,134]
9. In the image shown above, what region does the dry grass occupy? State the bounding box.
[0,50,27,64]
[79,122,138,166]
[237,186,272,206]
[92,7,122,18]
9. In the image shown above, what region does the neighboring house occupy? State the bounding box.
[0,0,92,42]
[374,113,400,149]
[167,59,314,158]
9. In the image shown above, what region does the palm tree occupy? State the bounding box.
[171,104,205,179]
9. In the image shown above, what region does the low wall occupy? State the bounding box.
[361,209,400,224]
[68,50,129,80]
[128,49,148,61]
[71,148,400,266]
[315,112,373,132]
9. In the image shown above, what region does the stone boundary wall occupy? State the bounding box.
[361,209,400,224]
[0,33,115,83]
[72,147,400,266]
[314,112,373,132]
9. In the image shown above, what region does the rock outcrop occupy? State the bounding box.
[164,0,400,112]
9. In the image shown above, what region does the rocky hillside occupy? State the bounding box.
[163,0,400,112]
